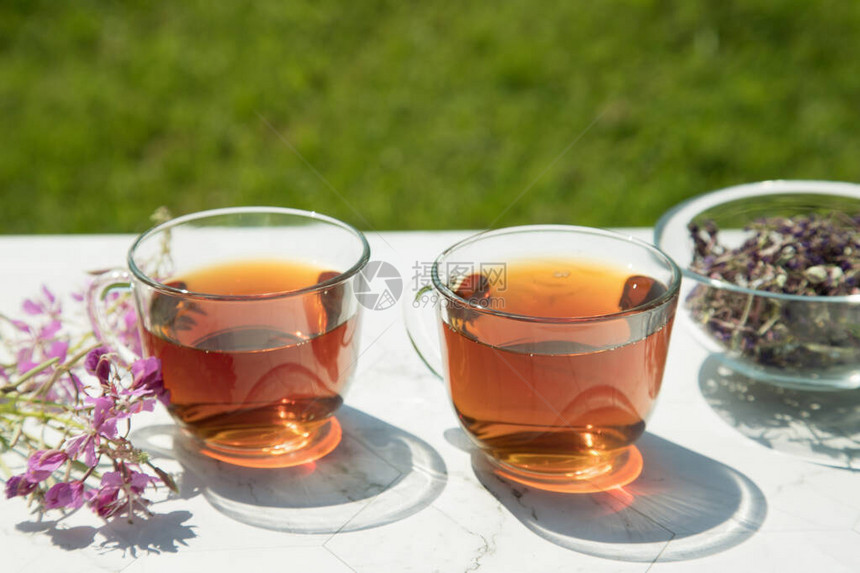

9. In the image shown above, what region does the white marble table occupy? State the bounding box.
[2,230,859,572]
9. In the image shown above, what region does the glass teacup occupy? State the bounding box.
[89,207,370,468]
[412,225,680,492]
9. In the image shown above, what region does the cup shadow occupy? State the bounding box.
[130,406,447,534]
[450,429,766,562]
[699,354,860,470]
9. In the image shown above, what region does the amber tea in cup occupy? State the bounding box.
[432,226,680,492]
[90,207,369,468]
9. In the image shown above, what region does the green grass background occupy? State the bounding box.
[2,0,859,234]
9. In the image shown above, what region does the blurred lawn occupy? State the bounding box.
[2,0,860,234]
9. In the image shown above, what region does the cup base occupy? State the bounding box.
[486,446,643,493]
[187,417,343,468]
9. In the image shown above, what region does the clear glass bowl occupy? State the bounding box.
[655,180,860,390]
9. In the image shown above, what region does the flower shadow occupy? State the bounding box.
[14,510,195,557]
[699,354,860,469]
[130,406,447,534]
[97,510,196,556]
[16,520,98,551]
[451,429,766,562]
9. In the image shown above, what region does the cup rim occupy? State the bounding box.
[431,224,682,324]
[127,206,371,301]
[653,179,860,303]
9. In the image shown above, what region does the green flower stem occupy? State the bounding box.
[0,398,89,433]
[147,461,178,493]
[9,421,23,448]
[33,342,101,400]
[16,428,102,480]
[1,358,61,393]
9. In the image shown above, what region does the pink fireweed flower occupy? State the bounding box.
[45,340,69,362]
[42,285,57,305]
[64,432,99,468]
[65,398,122,468]
[15,347,39,374]
[11,319,31,333]
[90,466,154,519]
[22,299,43,316]
[4,281,174,522]
[64,358,166,469]
[85,347,113,388]
[120,307,143,358]
[39,319,62,340]
[44,481,85,510]
[7,294,72,398]
[130,357,169,406]
[22,286,62,317]
[26,449,68,482]
[101,291,142,360]
[4,475,38,499]
[91,396,124,439]
[66,391,136,467]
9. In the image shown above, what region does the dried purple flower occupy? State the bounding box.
[689,212,860,297]
[686,212,860,370]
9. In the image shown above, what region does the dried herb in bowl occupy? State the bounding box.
[685,213,860,371]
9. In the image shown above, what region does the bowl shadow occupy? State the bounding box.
[452,430,766,562]
[131,406,447,534]
[699,354,860,470]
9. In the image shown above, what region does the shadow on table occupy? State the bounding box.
[699,355,860,470]
[445,429,766,563]
[131,406,447,534]
[16,510,196,557]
